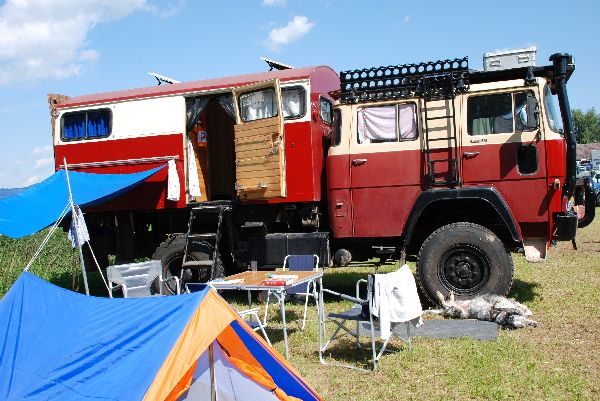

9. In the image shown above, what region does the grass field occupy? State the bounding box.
[1,212,599,400]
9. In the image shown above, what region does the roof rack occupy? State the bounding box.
[339,57,470,104]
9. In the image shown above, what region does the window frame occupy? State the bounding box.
[467,90,538,136]
[237,87,279,123]
[332,108,342,147]
[60,108,112,142]
[281,85,307,120]
[356,101,418,144]
[319,96,334,126]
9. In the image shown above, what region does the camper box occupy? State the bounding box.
[51,66,339,212]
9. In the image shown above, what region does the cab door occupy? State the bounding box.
[232,79,286,199]
[461,85,548,228]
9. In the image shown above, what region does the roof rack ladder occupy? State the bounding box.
[422,74,461,187]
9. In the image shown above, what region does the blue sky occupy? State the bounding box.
[0,0,598,188]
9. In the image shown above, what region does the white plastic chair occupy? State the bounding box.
[107,260,180,298]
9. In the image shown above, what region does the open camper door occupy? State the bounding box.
[232,79,286,200]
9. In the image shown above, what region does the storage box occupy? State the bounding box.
[483,47,537,71]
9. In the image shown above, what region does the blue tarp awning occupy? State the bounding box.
[0,166,165,238]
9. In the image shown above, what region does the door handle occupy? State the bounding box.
[463,151,480,158]
[351,158,368,166]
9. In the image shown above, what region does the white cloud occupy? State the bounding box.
[32,145,52,155]
[0,0,148,86]
[264,16,314,51]
[35,157,53,169]
[22,174,44,187]
[146,0,186,19]
[263,0,287,6]
[404,15,411,23]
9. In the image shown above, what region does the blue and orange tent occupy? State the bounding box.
[0,272,323,401]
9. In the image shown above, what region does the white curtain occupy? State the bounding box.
[240,90,275,121]
[399,104,417,140]
[282,88,302,118]
[186,138,201,198]
[357,105,397,144]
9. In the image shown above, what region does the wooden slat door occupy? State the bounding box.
[232,79,286,199]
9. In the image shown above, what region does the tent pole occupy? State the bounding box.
[209,342,217,401]
[64,157,90,296]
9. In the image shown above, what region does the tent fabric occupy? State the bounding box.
[0,272,205,401]
[0,273,323,401]
[0,165,165,238]
[179,341,281,401]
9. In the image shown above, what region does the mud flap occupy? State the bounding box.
[523,237,547,262]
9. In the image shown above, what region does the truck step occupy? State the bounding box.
[182,260,214,268]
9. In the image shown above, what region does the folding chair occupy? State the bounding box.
[319,273,417,371]
[107,260,180,298]
[264,254,319,330]
[186,283,271,346]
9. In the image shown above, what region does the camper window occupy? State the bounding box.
[320,97,333,125]
[544,84,563,133]
[282,86,306,119]
[467,93,513,135]
[239,88,277,122]
[62,108,111,141]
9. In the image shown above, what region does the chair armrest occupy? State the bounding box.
[108,283,123,298]
[322,288,366,305]
[161,276,181,295]
[356,279,367,299]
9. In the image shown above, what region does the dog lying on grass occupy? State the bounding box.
[435,291,538,329]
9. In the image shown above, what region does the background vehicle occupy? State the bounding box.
[50,53,592,303]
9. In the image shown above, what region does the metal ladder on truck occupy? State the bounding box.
[422,67,467,187]
[181,200,232,282]
[339,56,470,188]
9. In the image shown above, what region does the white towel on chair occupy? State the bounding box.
[372,264,423,339]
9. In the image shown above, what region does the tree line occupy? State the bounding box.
[572,108,600,144]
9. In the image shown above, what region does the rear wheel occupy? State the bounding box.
[151,235,224,294]
[416,222,514,305]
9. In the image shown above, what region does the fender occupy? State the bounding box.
[402,187,522,248]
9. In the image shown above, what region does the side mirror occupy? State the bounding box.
[526,93,540,130]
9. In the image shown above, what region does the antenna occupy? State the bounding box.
[260,57,294,71]
[148,72,181,85]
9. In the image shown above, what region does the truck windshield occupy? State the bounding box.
[544,84,563,133]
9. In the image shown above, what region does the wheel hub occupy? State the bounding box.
[438,245,490,294]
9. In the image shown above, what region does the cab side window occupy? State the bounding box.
[468,91,537,135]
[357,103,417,144]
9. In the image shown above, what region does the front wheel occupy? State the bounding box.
[416,222,514,305]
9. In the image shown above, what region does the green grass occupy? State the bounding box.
[1,212,599,400]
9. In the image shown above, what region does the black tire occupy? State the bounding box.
[416,222,514,305]
[596,191,600,207]
[151,235,224,294]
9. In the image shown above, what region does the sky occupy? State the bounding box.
[0,0,599,188]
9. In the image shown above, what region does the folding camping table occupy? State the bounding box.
[209,270,324,359]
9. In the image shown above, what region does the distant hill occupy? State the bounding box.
[0,187,26,200]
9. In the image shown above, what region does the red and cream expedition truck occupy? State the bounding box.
[49,53,594,303]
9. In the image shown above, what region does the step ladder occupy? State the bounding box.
[422,73,464,187]
[181,201,232,281]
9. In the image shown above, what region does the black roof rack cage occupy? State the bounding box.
[339,57,470,104]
